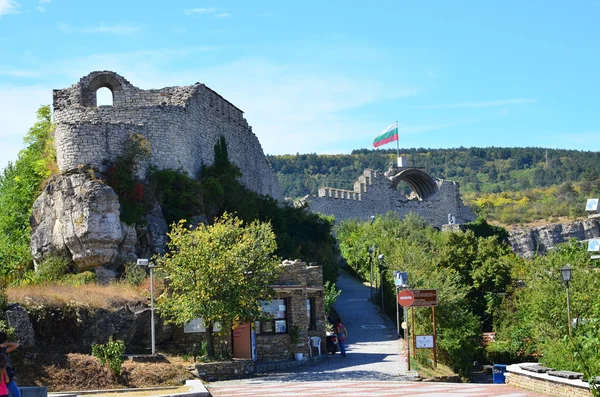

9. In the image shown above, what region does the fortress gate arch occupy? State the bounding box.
[387,168,437,200]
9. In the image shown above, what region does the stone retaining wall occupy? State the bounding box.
[191,359,254,381]
[506,364,592,397]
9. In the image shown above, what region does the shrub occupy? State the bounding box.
[92,336,126,377]
[35,256,69,282]
[104,134,151,225]
[149,168,203,226]
[323,281,341,314]
[61,271,96,286]
[122,261,146,286]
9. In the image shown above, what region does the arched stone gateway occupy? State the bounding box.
[387,168,437,200]
[303,166,475,228]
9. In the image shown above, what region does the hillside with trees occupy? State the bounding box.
[268,148,600,225]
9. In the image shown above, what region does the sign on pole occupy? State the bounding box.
[410,289,438,307]
[394,271,408,287]
[416,335,434,348]
[398,289,414,307]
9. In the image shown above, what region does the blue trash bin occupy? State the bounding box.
[493,364,508,384]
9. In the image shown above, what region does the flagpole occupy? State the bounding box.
[396,120,400,167]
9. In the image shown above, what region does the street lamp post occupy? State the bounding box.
[368,247,374,300]
[378,254,385,312]
[560,265,572,338]
[369,216,376,300]
[137,258,156,355]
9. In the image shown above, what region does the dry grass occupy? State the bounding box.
[7,282,145,310]
[20,353,193,392]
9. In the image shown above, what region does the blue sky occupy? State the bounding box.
[1,0,600,166]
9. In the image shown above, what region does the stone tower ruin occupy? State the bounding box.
[52,71,282,200]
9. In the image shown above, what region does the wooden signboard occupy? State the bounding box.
[410,289,438,307]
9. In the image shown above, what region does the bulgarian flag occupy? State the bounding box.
[373,122,398,148]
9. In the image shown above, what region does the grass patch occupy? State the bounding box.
[7,282,144,310]
[18,353,193,392]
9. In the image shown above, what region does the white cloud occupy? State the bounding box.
[418,98,536,109]
[59,23,141,34]
[0,49,421,166]
[36,0,50,12]
[185,7,223,15]
[185,7,230,17]
[0,0,19,16]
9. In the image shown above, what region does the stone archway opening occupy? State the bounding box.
[96,87,113,106]
[388,168,437,201]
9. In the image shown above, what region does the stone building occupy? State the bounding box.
[304,166,475,228]
[52,71,282,200]
[253,259,326,361]
[178,260,326,362]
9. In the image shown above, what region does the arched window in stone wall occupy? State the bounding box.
[96,87,113,106]
[82,72,123,107]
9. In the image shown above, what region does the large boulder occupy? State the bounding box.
[4,305,36,348]
[30,170,134,271]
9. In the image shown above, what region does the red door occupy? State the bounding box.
[232,323,252,359]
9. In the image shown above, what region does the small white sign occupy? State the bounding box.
[416,335,434,348]
[184,318,221,333]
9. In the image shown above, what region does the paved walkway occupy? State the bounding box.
[207,271,549,396]
[254,270,412,382]
[207,380,548,396]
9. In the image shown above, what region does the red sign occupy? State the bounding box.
[397,289,415,307]
[410,289,438,307]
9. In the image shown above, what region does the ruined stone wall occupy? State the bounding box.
[53,71,282,200]
[306,169,475,228]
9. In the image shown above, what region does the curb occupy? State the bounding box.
[49,380,209,397]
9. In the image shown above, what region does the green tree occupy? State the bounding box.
[0,105,56,281]
[335,213,507,376]
[201,136,339,283]
[155,213,281,357]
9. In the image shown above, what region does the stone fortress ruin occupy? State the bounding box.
[30,70,473,277]
[52,71,281,199]
[31,71,282,275]
[304,164,475,228]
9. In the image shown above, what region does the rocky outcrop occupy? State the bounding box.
[30,170,168,272]
[30,171,135,271]
[508,218,600,257]
[5,305,36,348]
[4,303,173,353]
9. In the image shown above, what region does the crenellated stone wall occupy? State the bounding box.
[52,71,282,200]
[305,168,475,228]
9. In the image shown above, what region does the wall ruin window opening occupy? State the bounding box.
[96,87,114,106]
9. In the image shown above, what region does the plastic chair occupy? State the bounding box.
[308,336,322,357]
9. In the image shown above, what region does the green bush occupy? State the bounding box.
[122,261,146,286]
[104,134,151,225]
[484,340,519,364]
[92,336,126,377]
[62,271,96,286]
[149,168,203,226]
[323,281,341,314]
[35,256,69,282]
